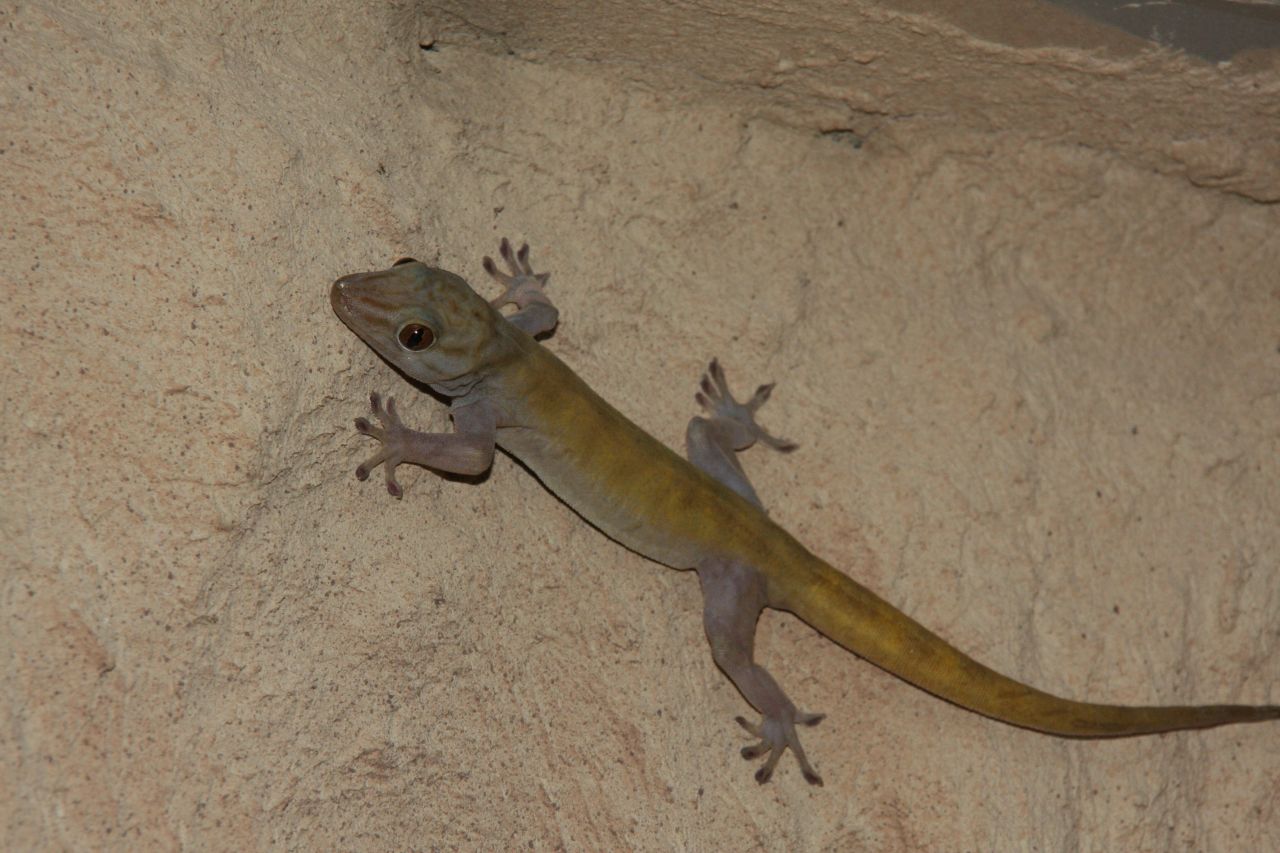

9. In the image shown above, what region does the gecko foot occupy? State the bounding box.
[352,392,412,499]
[696,359,798,453]
[483,237,550,310]
[736,710,825,786]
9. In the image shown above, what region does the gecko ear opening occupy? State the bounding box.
[393,257,420,267]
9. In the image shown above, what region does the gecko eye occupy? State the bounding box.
[397,323,435,351]
[393,257,419,267]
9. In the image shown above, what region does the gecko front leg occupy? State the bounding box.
[352,392,497,498]
[687,358,796,508]
[483,238,558,337]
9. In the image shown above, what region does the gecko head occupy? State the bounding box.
[330,259,503,385]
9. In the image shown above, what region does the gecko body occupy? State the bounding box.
[330,240,1279,785]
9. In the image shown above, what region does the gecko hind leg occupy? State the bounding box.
[685,358,796,508]
[698,557,825,786]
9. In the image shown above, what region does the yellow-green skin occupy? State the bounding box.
[332,251,1279,783]
[483,312,1278,737]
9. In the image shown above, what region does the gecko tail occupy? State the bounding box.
[784,555,1280,736]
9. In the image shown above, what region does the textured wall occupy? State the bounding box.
[4,2,1278,849]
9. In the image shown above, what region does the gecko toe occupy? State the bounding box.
[499,237,526,276]
[748,383,774,410]
[356,448,391,480]
[383,461,405,498]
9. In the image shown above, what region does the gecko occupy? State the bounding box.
[330,238,1279,785]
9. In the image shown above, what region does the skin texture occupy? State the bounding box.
[330,240,1280,786]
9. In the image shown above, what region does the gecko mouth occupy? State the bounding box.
[330,271,368,317]
[330,272,355,303]
[330,271,401,328]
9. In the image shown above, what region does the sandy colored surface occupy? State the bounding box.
[4,1,1278,849]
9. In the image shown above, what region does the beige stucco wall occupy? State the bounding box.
[4,2,1277,849]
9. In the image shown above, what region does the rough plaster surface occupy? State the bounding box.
[4,1,1278,849]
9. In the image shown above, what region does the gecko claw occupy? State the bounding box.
[696,360,798,453]
[734,710,824,785]
[484,237,552,311]
[349,392,410,498]
[479,238,559,336]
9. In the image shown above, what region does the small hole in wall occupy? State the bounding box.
[820,129,864,149]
